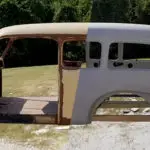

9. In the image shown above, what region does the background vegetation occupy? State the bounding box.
[0,0,150,68]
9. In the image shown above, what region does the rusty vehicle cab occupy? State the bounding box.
[0,23,88,125]
[1,23,150,125]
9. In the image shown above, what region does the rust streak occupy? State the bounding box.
[2,39,14,59]
[57,38,64,125]
[57,36,86,125]
[0,69,2,97]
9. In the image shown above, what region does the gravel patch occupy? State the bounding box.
[61,121,150,150]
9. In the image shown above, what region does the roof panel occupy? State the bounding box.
[87,23,150,42]
[0,23,88,38]
[1,23,150,42]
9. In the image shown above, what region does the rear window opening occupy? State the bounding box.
[89,42,101,59]
[63,41,86,68]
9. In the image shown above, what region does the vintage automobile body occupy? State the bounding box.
[72,23,150,124]
[0,23,150,125]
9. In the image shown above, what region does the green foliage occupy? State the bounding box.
[90,0,150,24]
[77,0,93,22]
[91,0,130,22]
[137,0,150,24]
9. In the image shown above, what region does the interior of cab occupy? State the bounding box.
[63,40,86,68]
[108,42,150,69]
[86,42,150,70]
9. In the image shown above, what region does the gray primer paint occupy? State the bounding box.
[71,23,150,125]
[71,69,150,124]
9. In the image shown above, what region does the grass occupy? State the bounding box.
[0,65,68,150]
[2,65,58,97]
[0,124,68,149]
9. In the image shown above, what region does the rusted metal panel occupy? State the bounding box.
[0,33,86,125]
[100,101,150,108]
[57,36,86,125]
[57,38,64,125]
[33,115,57,124]
[93,115,150,122]
[0,69,2,97]
[63,60,82,68]
[2,39,14,58]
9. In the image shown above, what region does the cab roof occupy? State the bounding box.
[0,23,88,39]
[1,23,150,42]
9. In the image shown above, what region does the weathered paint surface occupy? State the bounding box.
[62,69,80,122]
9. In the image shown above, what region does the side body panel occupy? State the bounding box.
[71,69,150,124]
[71,23,150,124]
